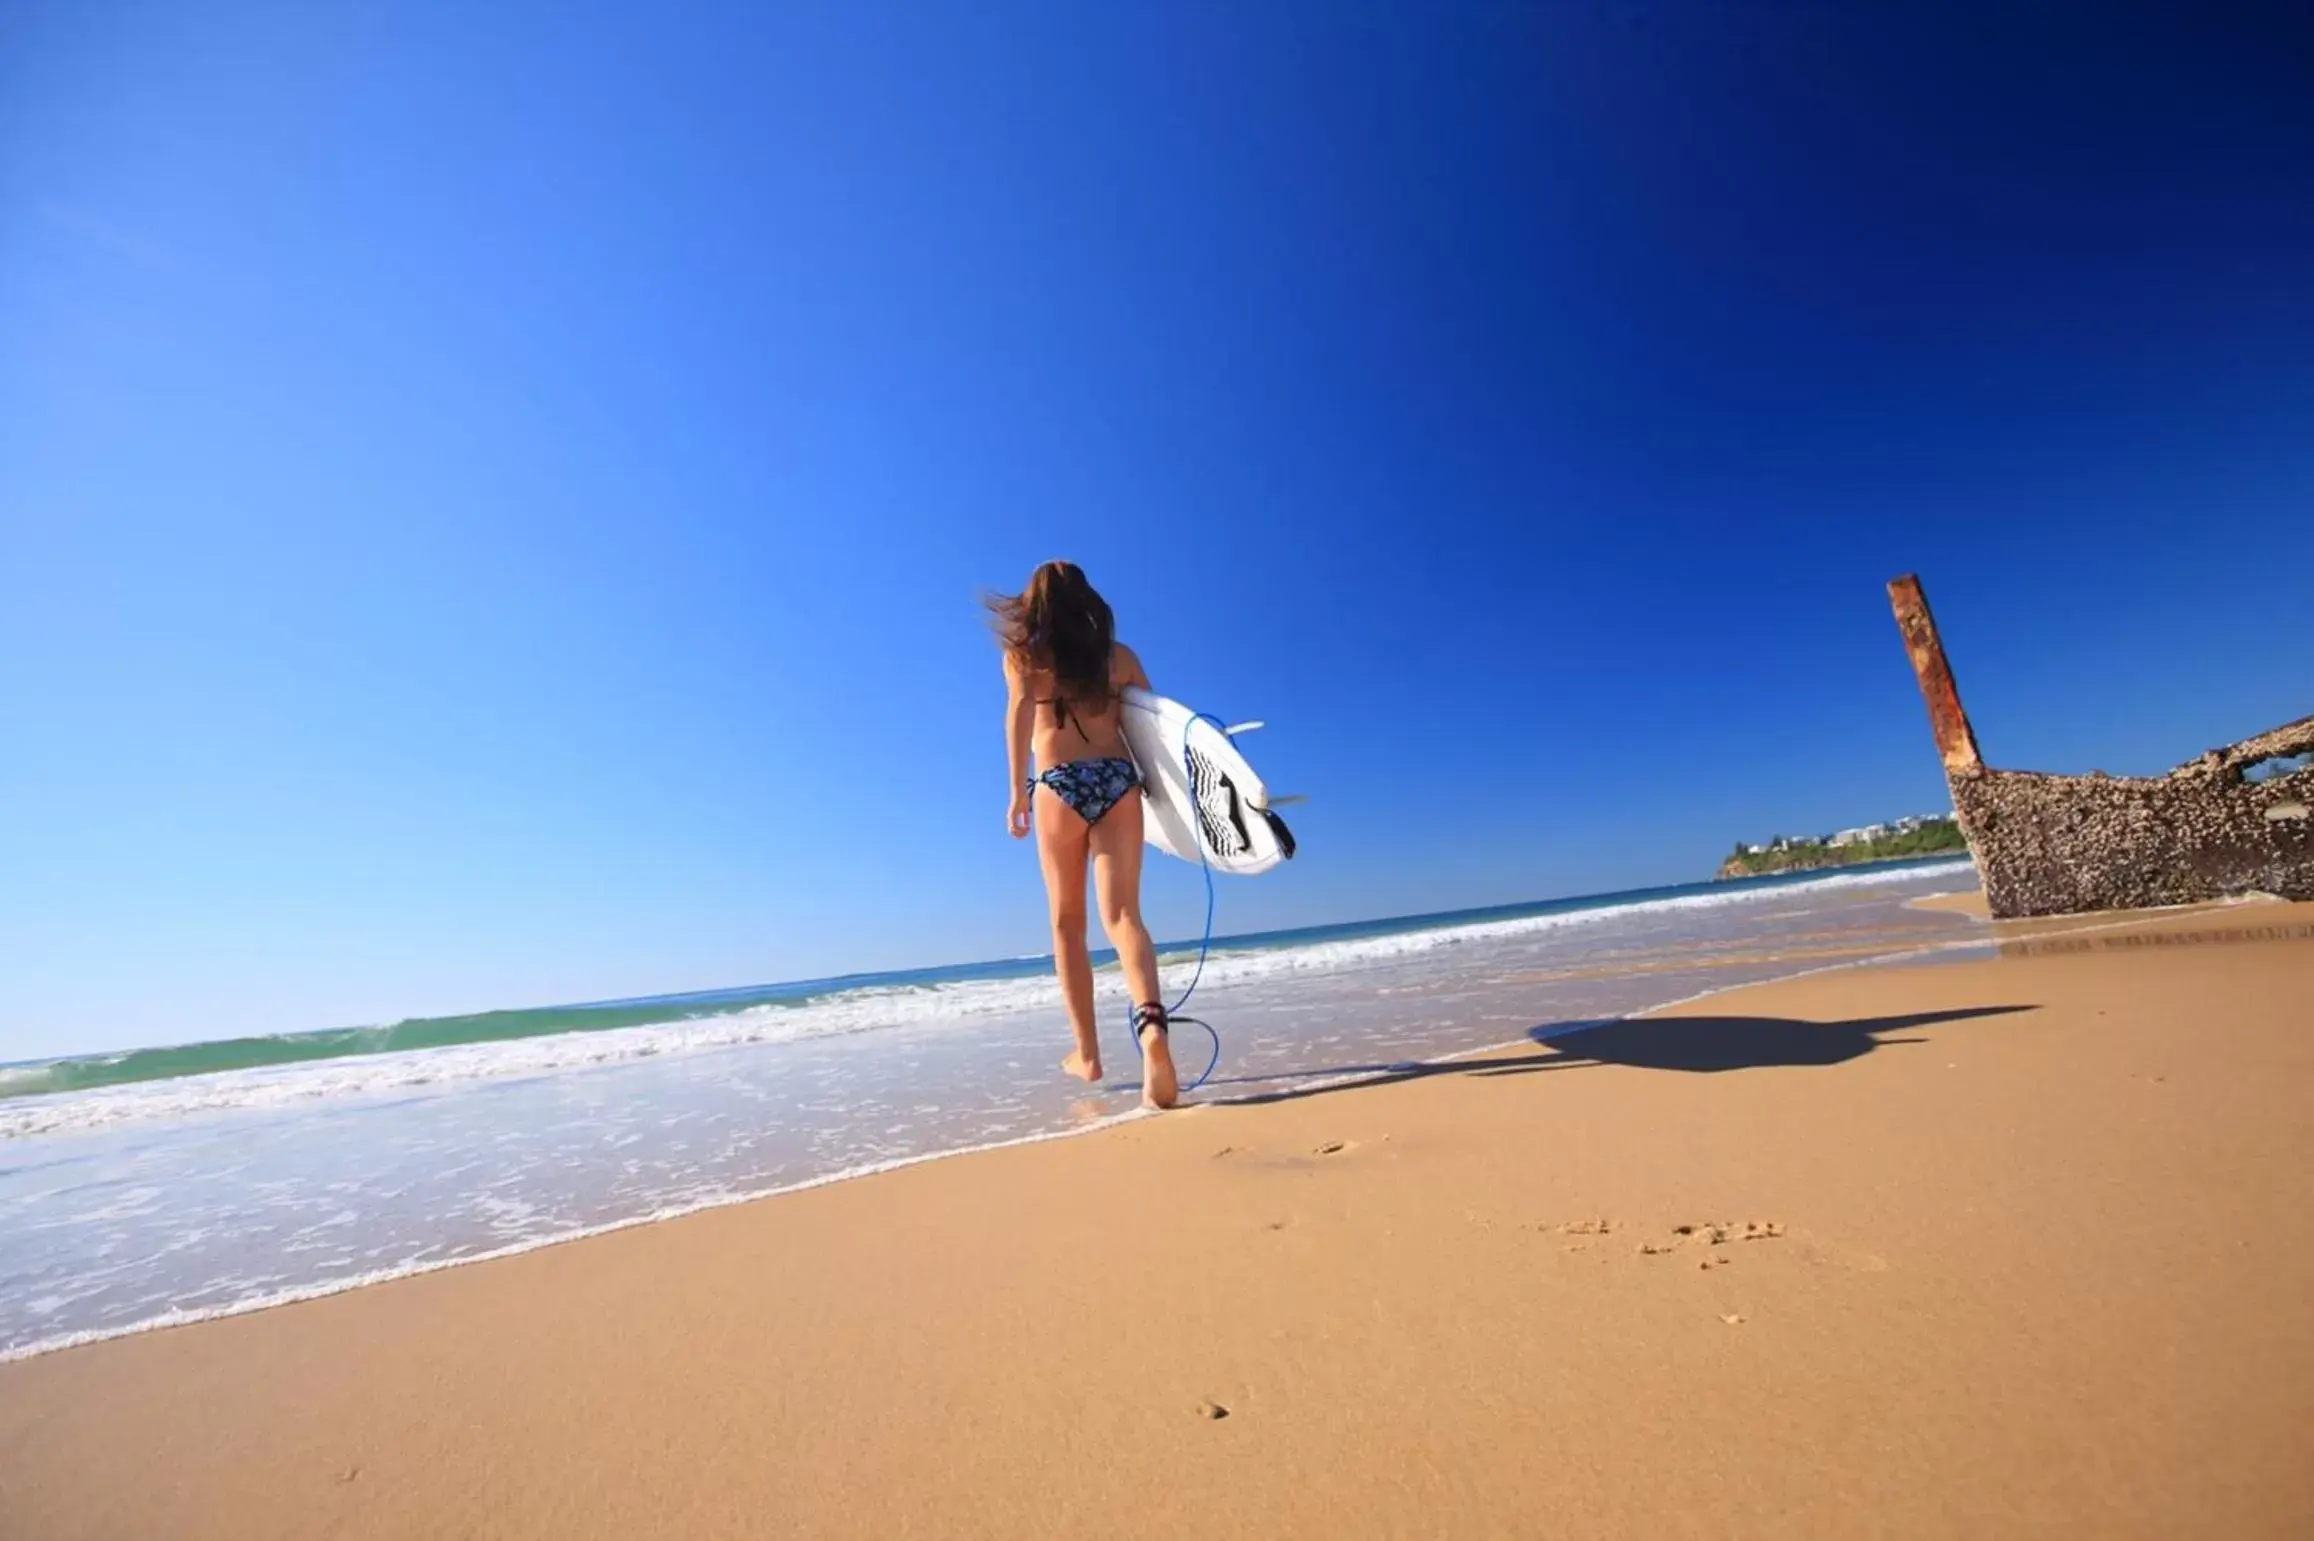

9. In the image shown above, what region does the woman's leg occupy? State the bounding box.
[1090,792,1176,1108]
[1034,787,1101,1081]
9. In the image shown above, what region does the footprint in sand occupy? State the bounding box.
[1312,1140,1352,1156]
[1655,1219,1884,1273]
[1634,1221,1788,1257]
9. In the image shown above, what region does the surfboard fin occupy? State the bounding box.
[1267,793,1308,807]
[1223,720,1265,736]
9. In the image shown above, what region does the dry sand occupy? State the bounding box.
[5,904,2311,1540]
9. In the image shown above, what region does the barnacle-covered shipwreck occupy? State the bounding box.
[1888,574,2314,919]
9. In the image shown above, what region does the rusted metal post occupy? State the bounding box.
[1888,574,1983,774]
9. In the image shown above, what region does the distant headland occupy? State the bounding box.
[1716,815,1966,880]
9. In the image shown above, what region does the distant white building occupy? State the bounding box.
[1738,813,1956,858]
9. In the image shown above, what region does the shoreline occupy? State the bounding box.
[2,857,1976,1113]
[2,865,1987,1362]
[0,877,2272,1369]
[9,897,2310,1538]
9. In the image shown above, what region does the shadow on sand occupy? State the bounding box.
[1203,1004,2036,1106]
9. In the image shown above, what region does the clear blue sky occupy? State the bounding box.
[5,3,2310,1060]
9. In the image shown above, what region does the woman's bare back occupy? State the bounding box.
[1026,641,1146,768]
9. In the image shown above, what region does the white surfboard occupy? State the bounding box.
[1119,686,1297,876]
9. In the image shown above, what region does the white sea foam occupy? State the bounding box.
[0,982,1071,1140]
[0,1111,1149,1365]
[1,860,1970,1141]
[1187,860,1974,984]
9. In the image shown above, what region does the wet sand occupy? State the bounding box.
[5,902,2311,1539]
[1909,887,1991,919]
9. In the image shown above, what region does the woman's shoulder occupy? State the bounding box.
[1109,641,1146,687]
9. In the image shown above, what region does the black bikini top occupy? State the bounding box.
[1038,689,1114,742]
[1036,651,1116,742]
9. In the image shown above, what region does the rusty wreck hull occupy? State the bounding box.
[1950,719,2314,919]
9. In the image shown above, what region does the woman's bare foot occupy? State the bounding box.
[1137,1014,1179,1110]
[1060,1049,1102,1083]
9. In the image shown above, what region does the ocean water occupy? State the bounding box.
[0,859,1979,1360]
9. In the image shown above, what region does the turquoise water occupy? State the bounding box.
[0,857,1978,1360]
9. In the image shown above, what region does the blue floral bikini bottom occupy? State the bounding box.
[1033,757,1142,826]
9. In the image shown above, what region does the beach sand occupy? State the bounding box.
[5,902,2311,1539]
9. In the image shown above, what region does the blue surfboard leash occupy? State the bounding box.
[1125,710,1229,1096]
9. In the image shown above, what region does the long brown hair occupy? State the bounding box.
[987,560,1116,707]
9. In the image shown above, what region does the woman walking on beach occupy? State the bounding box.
[992,560,1178,1109]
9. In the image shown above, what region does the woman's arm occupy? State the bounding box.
[1114,641,1151,693]
[1004,652,1034,838]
